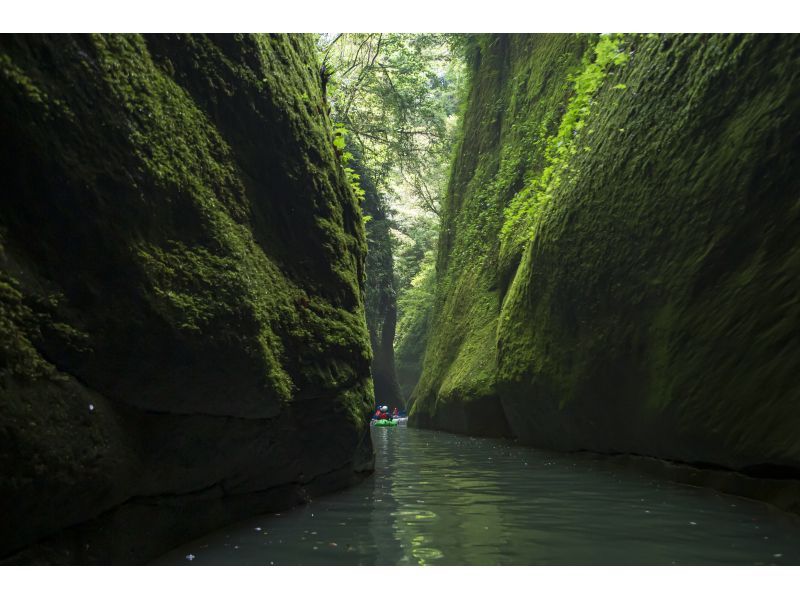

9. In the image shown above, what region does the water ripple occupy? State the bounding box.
[154,427,800,565]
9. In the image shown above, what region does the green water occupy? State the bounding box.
[154,427,800,565]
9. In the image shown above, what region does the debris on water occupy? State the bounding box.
[645,510,651,514]
[773,553,783,558]
[329,543,338,548]
[311,531,317,535]
[234,545,239,549]
[313,546,319,550]
[254,527,262,531]
[185,554,196,561]
[89,404,95,411]
[270,561,274,565]
[689,522,697,526]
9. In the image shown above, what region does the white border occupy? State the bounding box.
[1,1,799,32]
[2,4,799,594]
[2,565,799,597]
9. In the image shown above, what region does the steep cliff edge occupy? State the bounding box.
[357,157,402,409]
[411,34,800,475]
[0,33,374,564]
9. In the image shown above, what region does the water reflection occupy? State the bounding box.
[389,430,507,565]
[154,427,800,565]
[364,427,404,565]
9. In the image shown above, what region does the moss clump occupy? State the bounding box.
[501,34,629,253]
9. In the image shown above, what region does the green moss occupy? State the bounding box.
[501,34,630,252]
[414,33,800,470]
[0,33,379,562]
[411,34,588,421]
[0,273,56,380]
[0,31,375,467]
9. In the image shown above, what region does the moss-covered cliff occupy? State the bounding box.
[395,242,436,402]
[411,34,800,473]
[355,157,402,409]
[0,33,374,564]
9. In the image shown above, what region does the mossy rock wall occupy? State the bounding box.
[0,33,374,563]
[356,157,402,409]
[412,33,800,472]
[410,34,588,436]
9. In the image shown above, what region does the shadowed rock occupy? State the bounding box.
[0,33,374,564]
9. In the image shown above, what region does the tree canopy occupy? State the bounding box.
[318,33,465,217]
[317,33,467,402]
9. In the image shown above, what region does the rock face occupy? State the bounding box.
[0,34,374,563]
[357,159,402,409]
[411,34,800,473]
[394,264,434,403]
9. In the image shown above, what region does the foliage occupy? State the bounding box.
[500,34,630,248]
[391,211,439,399]
[318,33,468,401]
[393,212,440,293]
[395,247,436,352]
[318,33,466,216]
[334,123,368,205]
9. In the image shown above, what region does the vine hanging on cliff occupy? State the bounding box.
[500,34,630,249]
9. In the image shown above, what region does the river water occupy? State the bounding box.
[154,427,800,565]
